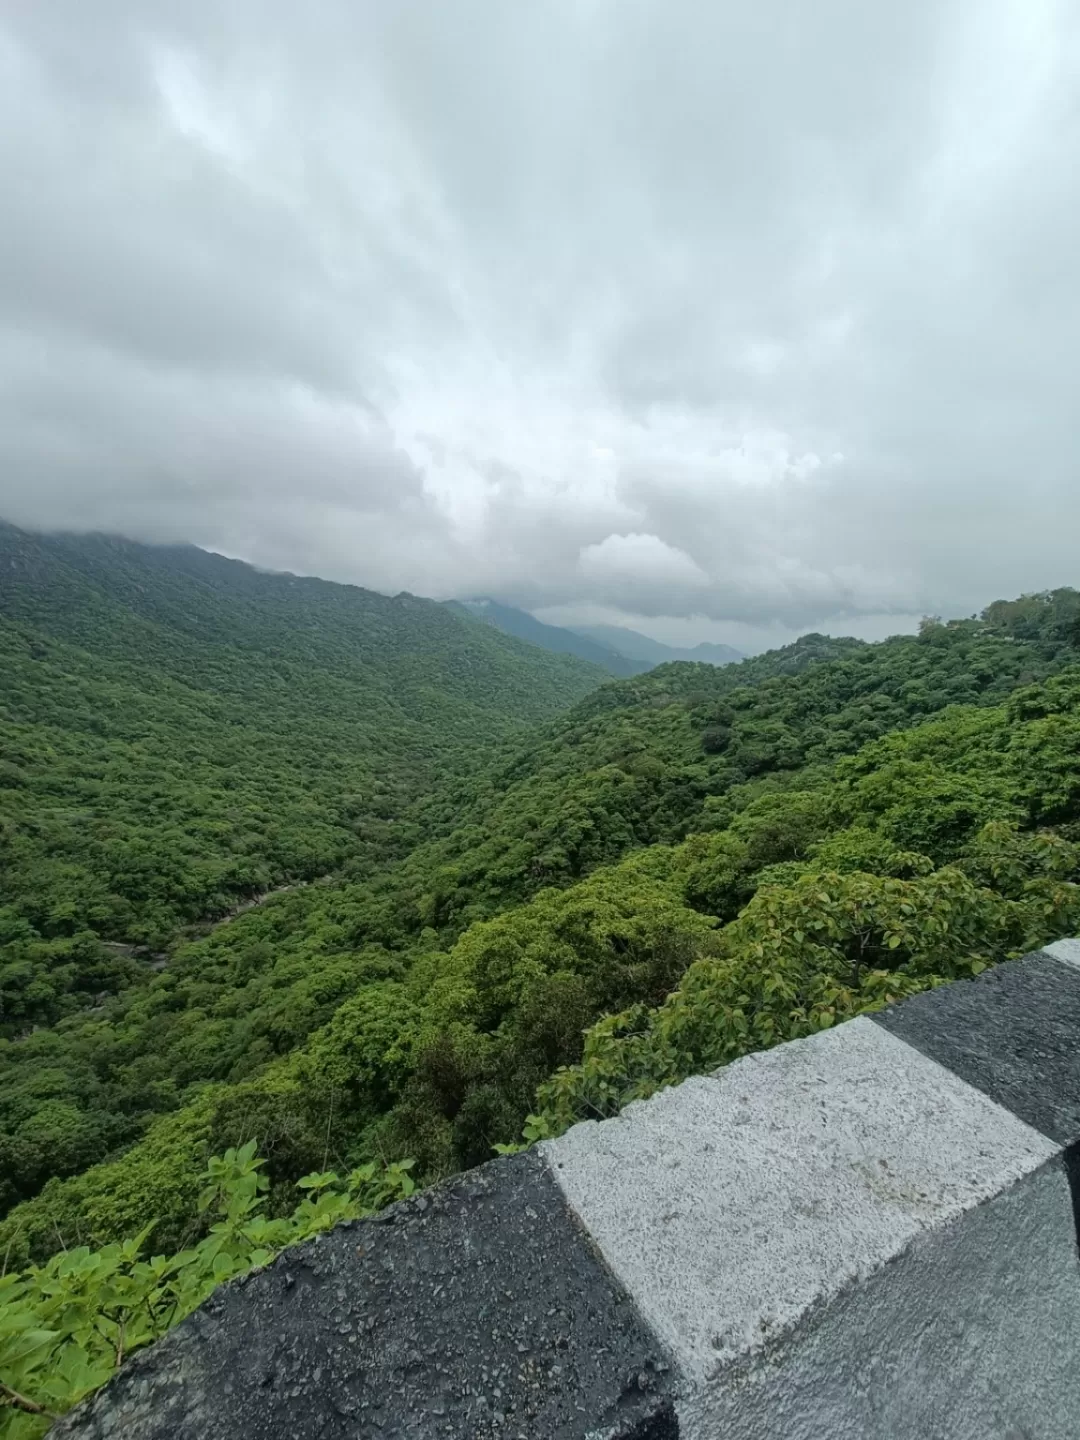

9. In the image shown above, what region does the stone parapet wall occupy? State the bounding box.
[54,942,1080,1439]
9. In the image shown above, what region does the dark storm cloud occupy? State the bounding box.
[1,0,1078,634]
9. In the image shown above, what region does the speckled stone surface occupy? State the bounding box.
[51,1151,675,1440]
[871,951,1080,1146]
[675,1159,1080,1440]
[50,946,1080,1440]
[544,1018,1056,1387]
[1045,937,1080,970]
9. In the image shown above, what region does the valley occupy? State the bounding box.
[2,531,1079,1431]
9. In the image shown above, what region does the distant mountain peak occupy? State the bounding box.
[448,599,644,676]
[446,602,745,676]
[571,622,743,669]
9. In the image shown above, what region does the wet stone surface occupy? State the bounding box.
[870,950,1080,1147]
[51,1150,675,1440]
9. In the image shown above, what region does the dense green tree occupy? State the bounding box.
[0,523,605,1033]
[2,532,1080,1272]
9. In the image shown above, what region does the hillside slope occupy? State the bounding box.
[0,523,607,1036]
[451,598,643,676]
[573,621,743,667]
[451,602,745,673]
[3,588,1078,1261]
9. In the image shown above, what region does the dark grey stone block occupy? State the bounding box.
[870,952,1080,1147]
[51,1151,674,1440]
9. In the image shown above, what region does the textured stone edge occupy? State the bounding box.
[544,1014,1060,1388]
[1044,937,1080,970]
[50,939,1080,1438]
[50,1149,677,1439]
[1038,944,1080,1257]
[870,947,1080,1146]
[673,1155,1080,1440]
[547,945,1080,1437]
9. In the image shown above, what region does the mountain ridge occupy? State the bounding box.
[3,562,1080,1431]
[451,599,744,674]
[0,520,607,1040]
[450,597,643,675]
[3,578,1079,1269]
[571,621,743,667]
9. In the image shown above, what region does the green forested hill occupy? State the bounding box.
[3,565,1080,1432]
[2,576,1079,1266]
[0,522,607,1040]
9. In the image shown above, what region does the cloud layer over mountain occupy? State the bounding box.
[2,0,1078,642]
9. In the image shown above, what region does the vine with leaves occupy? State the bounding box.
[0,1142,416,1438]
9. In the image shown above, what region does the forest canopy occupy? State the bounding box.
[2,524,1079,1432]
[0,522,604,1037]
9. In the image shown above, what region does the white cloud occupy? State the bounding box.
[579,532,710,610]
[0,0,1078,631]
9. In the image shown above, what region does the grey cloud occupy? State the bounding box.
[1,0,1078,642]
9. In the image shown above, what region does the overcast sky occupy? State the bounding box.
[1,1,1078,650]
